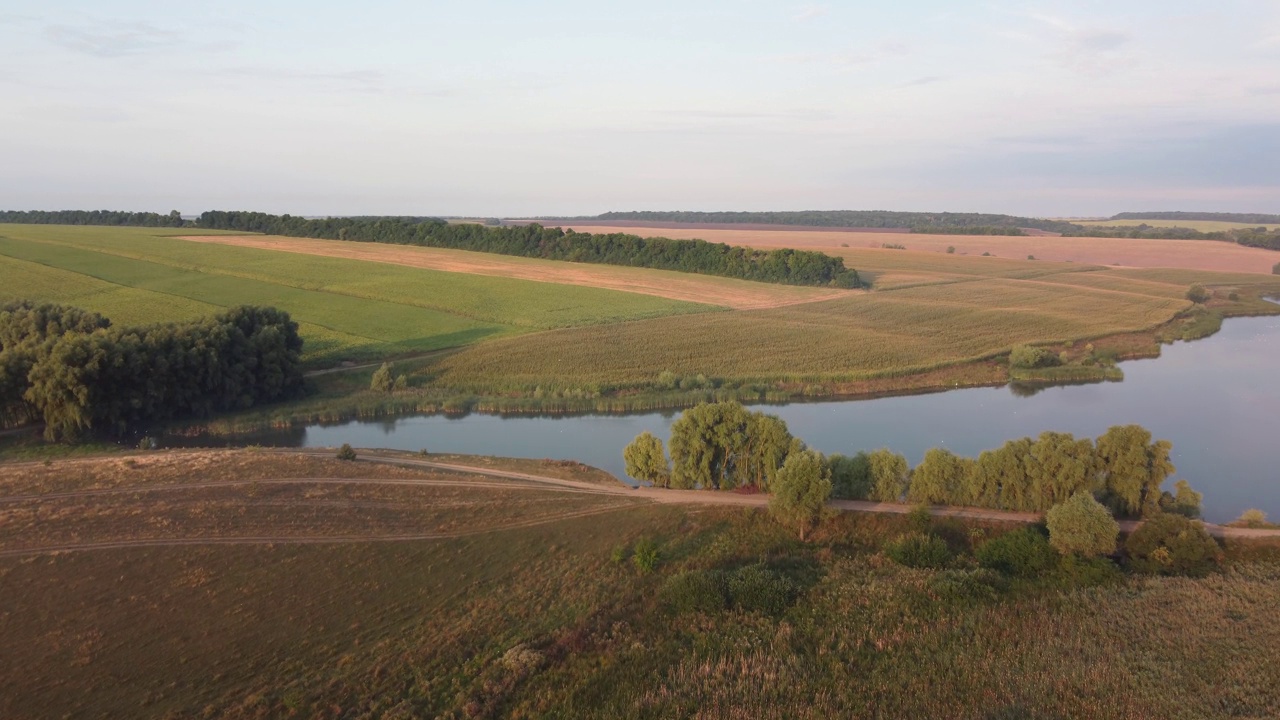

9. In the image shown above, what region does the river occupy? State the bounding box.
[235,311,1280,524]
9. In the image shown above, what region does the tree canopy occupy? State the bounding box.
[768,449,833,540]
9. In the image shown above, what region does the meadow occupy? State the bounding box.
[3,450,1279,719]
[0,225,715,366]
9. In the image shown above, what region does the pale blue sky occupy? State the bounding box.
[2,1,1278,216]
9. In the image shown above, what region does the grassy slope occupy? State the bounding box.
[0,225,715,366]
[2,452,1278,719]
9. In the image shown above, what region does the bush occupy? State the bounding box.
[977,528,1056,577]
[946,246,956,254]
[885,532,952,569]
[929,568,1004,603]
[393,373,409,390]
[1230,508,1273,528]
[1046,492,1120,557]
[1125,513,1222,577]
[336,444,357,461]
[1273,262,1280,275]
[660,570,728,614]
[632,538,660,574]
[1228,291,1240,301]
[1186,284,1210,303]
[727,564,796,615]
[1049,554,1122,589]
[1158,479,1203,518]
[1009,344,1061,369]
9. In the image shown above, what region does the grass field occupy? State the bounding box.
[559,223,1280,276]
[0,225,716,366]
[3,450,1279,718]
[1075,218,1280,232]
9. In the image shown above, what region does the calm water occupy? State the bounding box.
[270,312,1278,523]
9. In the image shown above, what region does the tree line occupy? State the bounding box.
[196,211,862,288]
[0,301,305,440]
[1111,211,1280,225]
[625,401,1200,522]
[583,210,1078,234]
[0,210,186,227]
[1066,223,1280,250]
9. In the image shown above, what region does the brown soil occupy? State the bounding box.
[557,225,1280,275]
[177,235,853,310]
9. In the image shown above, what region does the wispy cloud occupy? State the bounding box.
[792,4,829,22]
[899,75,944,88]
[769,41,908,71]
[44,21,181,57]
[1027,13,1135,76]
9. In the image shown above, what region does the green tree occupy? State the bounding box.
[668,402,751,489]
[1125,514,1222,577]
[336,443,357,461]
[969,438,1034,510]
[1272,261,1279,275]
[1186,284,1210,303]
[623,432,671,487]
[1009,345,1060,369]
[1025,432,1096,510]
[1095,425,1175,516]
[907,448,972,505]
[1046,492,1119,557]
[393,373,409,390]
[828,452,871,499]
[867,448,909,503]
[768,449,833,540]
[741,412,795,491]
[370,362,394,393]
[1159,479,1203,518]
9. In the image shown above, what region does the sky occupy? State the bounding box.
[2,0,1278,217]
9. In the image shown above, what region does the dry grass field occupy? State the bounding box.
[4,450,1280,719]
[559,223,1280,276]
[179,234,852,310]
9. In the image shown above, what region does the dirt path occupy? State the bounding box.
[177,235,854,310]
[6,450,1276,556]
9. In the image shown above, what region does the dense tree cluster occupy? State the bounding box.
[585,210,1077,233]
[197,211,862,288]
[1111,211,1280,225]
[1067,223,1280,250]
[632,403,1195,521]
[0,210,185,227]
[0,301,304,440]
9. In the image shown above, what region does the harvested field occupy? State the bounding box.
[559,224,1280,276]
[179,234,854,310]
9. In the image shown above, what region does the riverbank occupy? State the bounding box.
[170,286,1280,436]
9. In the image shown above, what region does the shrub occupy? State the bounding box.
[393,373,409,390]
[1230,508,1272,528]
[660,570,728,614]
[977,528,1056,577]
[1027,254,1036,260]
[1049,554,1122,589]
[336,444,357,461]
[906,506,934,534]
[1125,513,1222,577]
[1046,492,1120,557]
[727,564,796,615]
[632,538,660,574]
[885,532,952,569]
[1228,291,1240,301]
[609,544,628,565]
[1009,344,1061,369]
[1186,284,1210,303]
[946,246,956,254]
[929,568,1004,603]
[1273,262,1280,275]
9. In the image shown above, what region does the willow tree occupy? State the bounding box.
[1095,425,1175,516]
[908,448,973,505]
[769,449,832,540]
[1025,432,1096,511]
[867,448,909,503]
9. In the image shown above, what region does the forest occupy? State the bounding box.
[0,210,186,227]
[195,211,863,288]
[1071,223,1280,250]
[0,301,305,440]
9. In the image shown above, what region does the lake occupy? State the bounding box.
[251,312,1280,524]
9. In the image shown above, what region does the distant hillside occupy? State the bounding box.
[580,210,1079,234]
[1112,211,1280,225]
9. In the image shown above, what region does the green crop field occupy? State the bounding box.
[1076,218,1280,232]
[427,272,1193,391]
[0,225,716,366]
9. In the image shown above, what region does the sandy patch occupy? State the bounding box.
[177,236,853,310]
